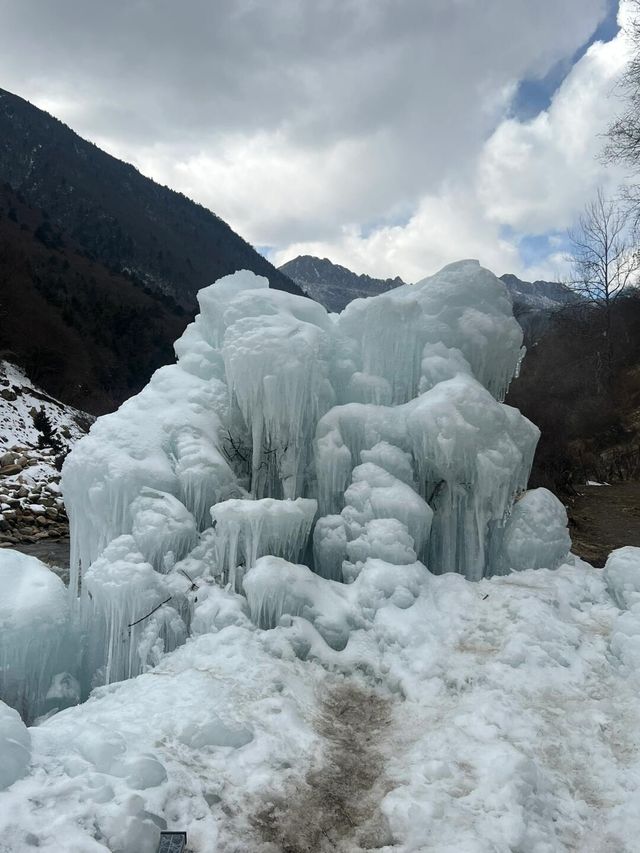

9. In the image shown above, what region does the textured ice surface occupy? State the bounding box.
[603,547,640,671]
[82,536,184,689]
[130,487,197,572]
[63,260,531,587]
[0,550,73,720]
[497,487,571,574]
[0,701,30,790]
[604,546,640,610]
[211,497,317,590]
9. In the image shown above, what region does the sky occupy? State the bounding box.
[0,0,634,283]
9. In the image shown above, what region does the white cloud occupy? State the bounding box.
[276,6,634,282]
[0,0,625,280]
[477,26,631,233]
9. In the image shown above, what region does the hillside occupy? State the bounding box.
[0,183,188,412]
[0,359,92,549]
[0,87,301,309]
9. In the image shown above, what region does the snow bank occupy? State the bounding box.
[3,561,640,851]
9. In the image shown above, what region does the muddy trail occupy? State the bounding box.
[253,682,395,852]
[567,481,640,567]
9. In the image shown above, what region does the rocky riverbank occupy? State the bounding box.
[0,447,68,546]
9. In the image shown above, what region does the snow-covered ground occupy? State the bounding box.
[0,361,91,545]
[2,554,640,851]
[0,361,88,463]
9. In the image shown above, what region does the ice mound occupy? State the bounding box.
[0,550,74,720]
[0,701,31,789]
[604,547,640,671]
[130,487,197,572]
[603,546,640,610]
[497,487,571,573]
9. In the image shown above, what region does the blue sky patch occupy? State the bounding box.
[511,0,619,120]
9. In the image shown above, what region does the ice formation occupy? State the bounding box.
[496,487,571,573]
[5,260,637,853]
[4,259,569,720]
[0,701,30,790]
[0,551,73,721]
[35,259,555,703]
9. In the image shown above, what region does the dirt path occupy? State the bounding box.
[252,681,394,852]
[567,481,640,567]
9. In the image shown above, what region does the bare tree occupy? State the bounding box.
[606,0,640,171]
[567,189,640,376]
[604,0,640,227]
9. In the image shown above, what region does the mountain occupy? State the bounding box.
[279,255,577,331]
[499,273,578,310]
[279,255,404,312]
[499,274,580,343]
[0,87,302,309]
[0,182,187,413]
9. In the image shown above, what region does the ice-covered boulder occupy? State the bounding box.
[604,547,640,610]
[0,701,30,789]
[496,488,571,574]
[0,550,73,720]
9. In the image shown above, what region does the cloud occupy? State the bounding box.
[0,0,620,279]
[477,24,631,234]
[277,5,633,282]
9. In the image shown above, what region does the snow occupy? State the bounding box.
[2,560,640,850]
[4,261,636,850]
[0,361,87,450]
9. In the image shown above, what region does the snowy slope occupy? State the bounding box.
[0,361,92,544]
[0,361,90,457]
[2,556,640,851]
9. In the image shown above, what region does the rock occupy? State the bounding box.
[0,464,22,476]
[0,451,17,466]
[0,389,17,401]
